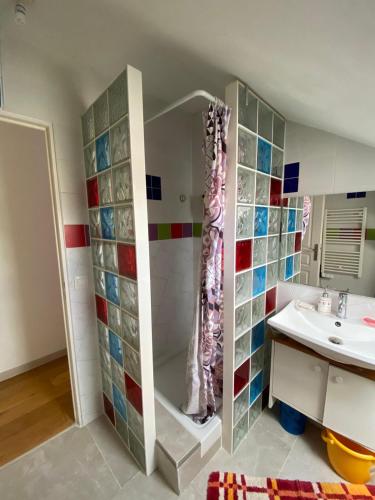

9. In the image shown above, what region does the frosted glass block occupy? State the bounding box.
[296,210,303,231]
[115,411,129,445]
[124,344,141,384]
[109,70,128,125]
[129,429,146,470]
[236,206,253,239]
[281,208,289,233]
[238,128,256,169]
[251,346,264,379]
[287,233,295,256]
[267,262,278,289]
[82,107,94,145]
[252,294,265,326]
[108,303,121,335]
[273,114,285,149]
[279,258,286,280]
[94,91,109,136]
[98,171,113,206]
[102,371,112,401]
[235,301,252,338]
[113,383,127,421]
[111,117,130,165]
[255,174,270,205]
[253,238,267,267]
[92,240,104,268]
[98,320,109,350]
[238,84,257,132]
[297,197,304,209]
[100,346,111,375]
[128,401,144,444]
[115,205,135,242]
[89,209,101,239]
[293,273,301,284]
[289,197,297,208]
[233,411,248,451]
[280,234,287,258]
[94,267,106,297]
[111,357,125,392]
[113,163,132,202]
[268,208,280,235]
[271,147,283,178]
[235,331,250,369]
[122,310,140,351]
[84,142,96,178]
[233,386,249,425]
[235,271,252,305]
[267,236,279,262]
[103,242,118,273]
[237,167,255,204]
[120,278,138,316]
[249,395,262,428]
[294,253,301,274]
[258,102,273,142]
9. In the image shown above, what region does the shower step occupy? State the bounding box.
[155,400,221,494]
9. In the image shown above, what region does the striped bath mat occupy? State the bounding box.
[207,472,375,499]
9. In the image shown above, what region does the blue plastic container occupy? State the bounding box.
[279,402,307,435]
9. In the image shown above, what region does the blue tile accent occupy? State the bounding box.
[288,209,296,232]
[285,255,294,279]
[113,383,127,420]
[147,187,153,199]
[152,188,162,200]
[254,207,268,237]
[257,138,271,174]
[283,177,299,194]
[96,132,111,172]
[250,370,263,404]
[357,192,366,198]
[109,330,123,366]
[105,272,120,306]
[152,176,161,188]
[101,207,115,239]
[284,162,300,179]
[253,266,266,296]
[146,175,162,200]
[146,175,152,187]
[251,320,265,353]
[347,192,367,199]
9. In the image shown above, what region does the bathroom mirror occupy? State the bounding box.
[280,190,375,297]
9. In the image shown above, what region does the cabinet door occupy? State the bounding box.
[323,366,375,450]
[272,343,329,421]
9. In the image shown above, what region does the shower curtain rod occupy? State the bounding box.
[144,89,216,125]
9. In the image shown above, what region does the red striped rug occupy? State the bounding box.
[207,472,375,499]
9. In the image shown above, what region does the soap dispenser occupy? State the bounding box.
[318,288,332,314]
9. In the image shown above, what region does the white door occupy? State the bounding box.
[301,195,325,286]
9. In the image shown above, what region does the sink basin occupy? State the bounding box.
[268,300,375,370]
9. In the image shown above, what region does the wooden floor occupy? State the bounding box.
[0,356,75,466]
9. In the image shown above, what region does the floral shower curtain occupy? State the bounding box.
[183,102,230,422]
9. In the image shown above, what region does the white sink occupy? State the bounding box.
[268,300,375,370]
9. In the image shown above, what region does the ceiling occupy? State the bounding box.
[1,0,375,146]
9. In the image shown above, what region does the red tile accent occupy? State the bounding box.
[64,224,90,248]
[295,232,302,252]
[234,358,250,397]
[103,393,115,425]
[96,294,108,324]
[270,178,282,206]
[87,177,99,207]
[171,223,183,239]
[117,243,137,280]
[236,240,252,272]
[125,373,143,415]
[266,287,277,315]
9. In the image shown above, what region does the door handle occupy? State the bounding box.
[313,244,319,261]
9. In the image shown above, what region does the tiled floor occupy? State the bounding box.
[0,409,341,500]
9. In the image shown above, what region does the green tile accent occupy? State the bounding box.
[157,223,171,240]
[366,228,375,240]
[193,223,202,238]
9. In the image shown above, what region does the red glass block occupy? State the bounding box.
[295,232,302,252]
[125,373,143,415]
[117,243,137,280]
[96,294,108,324]
[266,287,277,315]
[282,197,289,207]
[103,393,115,425]
[233,358,250,397]
[87,177,99,208]
[171,223,183,239]
[236,240,252,272]
[270,178,282,206]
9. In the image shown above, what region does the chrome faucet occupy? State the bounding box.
[337,291,348,319]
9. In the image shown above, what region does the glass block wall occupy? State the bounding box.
[223,81,285,453]
[81,66,155,474]
[279,196,304,283]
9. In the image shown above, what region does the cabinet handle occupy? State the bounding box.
[333,376,344,384]
[313,365,322,373]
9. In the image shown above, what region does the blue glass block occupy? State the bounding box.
[257,138,271,174]
[146,175,152,187]
[105,272,120,306]
[254,207,268,237]
[251,320,265,353]
[284,162,300,179]
[285,255,294,280]
[283,178,299,194]
[152,176,161,188]
[152,188,162,200]
[101,207,115,240]
[253,266,266,296]
[250,371,263,404]
[96,132,111,172]
[109,330,123,366]
[288,209,296,232]
[113,383,127,421]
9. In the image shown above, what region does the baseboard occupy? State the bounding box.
[0,349,67,382]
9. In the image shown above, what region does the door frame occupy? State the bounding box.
[0,110,81,424]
